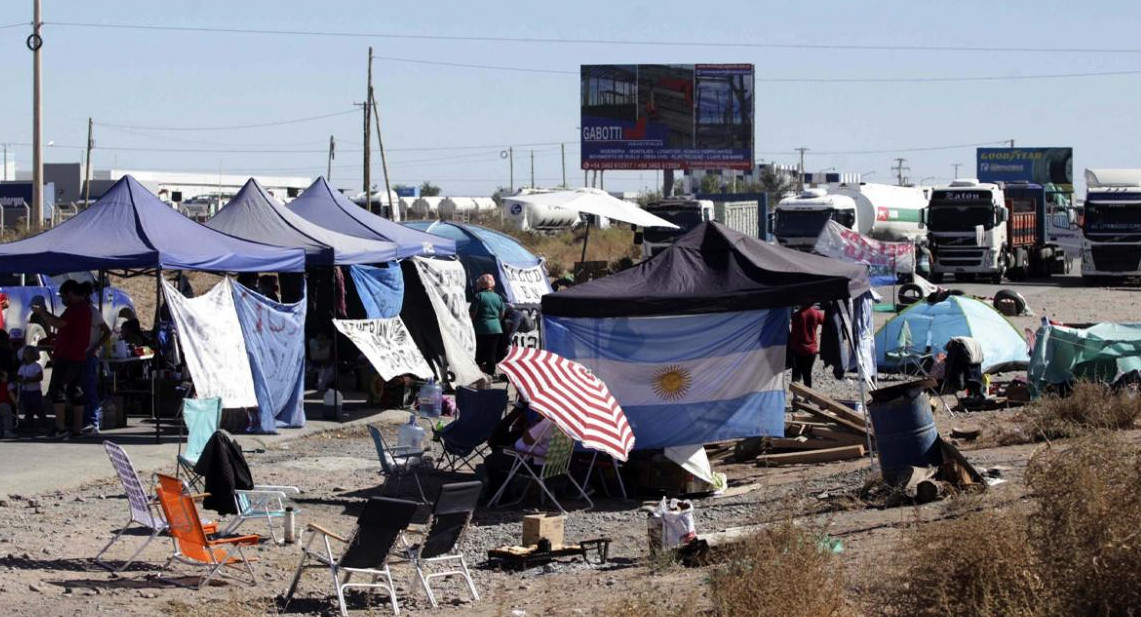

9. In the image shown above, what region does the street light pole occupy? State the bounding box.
[30,0,44,228]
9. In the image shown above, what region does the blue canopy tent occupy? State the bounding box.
[287,177,455,259]
[402,220,551,304]
[206,178,399,266]
[875,295,1030,373]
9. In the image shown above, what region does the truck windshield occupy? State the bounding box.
[774,209,853,238]
[48,271,97,287]
[643,208,704,243]
[927,202,995,231]
[1084,202,1141,234]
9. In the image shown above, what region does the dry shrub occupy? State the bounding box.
[707,520,848,617]
[1026,434,1141,616]
[1015,381,1141,442]
[878,508,1045,617]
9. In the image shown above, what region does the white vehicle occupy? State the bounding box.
[924,179,1009,284]
[1081,169,1141,285]
[772,183,927,249]
[639,198,762,259]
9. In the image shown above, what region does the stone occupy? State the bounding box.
[28,583,44,593]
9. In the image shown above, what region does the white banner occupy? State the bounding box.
[334,318,434,382]
[814,219,915,274]
[500,262,552,305]
[412,257,483,386]
[162,278,258,408]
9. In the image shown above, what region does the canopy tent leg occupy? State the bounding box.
[331,267,342,423]
[578,220,591,280]
[154,268,162,444]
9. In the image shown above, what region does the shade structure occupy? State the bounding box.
[498,346,635,461]
[513,188,679,228]
[205,179,399,266]
[0,175,306,273]
[287,177,455,259]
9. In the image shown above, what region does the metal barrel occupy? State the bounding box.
[867,380,940,484]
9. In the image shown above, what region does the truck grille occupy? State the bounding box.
[935,248,984,267]
[1091,246,1141,272]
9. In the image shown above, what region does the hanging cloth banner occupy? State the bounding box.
[814,220,914,284]
[349,263,404,319]
[499,261,552,305]
[231,280,308,432]
[162,277,258,408]
[333,318,434,382]
[411,257,483,386]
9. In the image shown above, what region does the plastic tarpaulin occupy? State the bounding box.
[543,308,788,450]
[162,278,258,408]
[334,318,434,382]
[1028,322,1141,395]
[814,220,914,285]
[412,257,483,386]
[231,280,307,432]
[348,264,404,319]
[0,175,306,274]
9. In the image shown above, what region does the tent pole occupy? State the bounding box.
[578,219,591,279]
[331,267,342,423]
[154,268,162,444]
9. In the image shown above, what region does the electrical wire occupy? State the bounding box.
[48,20,1141,55]
[0,22,27,30]
[95,109,358,131]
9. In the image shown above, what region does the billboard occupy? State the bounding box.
[976,147,1073,191]
[580,64,754,171]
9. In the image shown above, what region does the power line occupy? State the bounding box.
[95,109,358,131]
[47,21,1141,55]
[0,22,27,30]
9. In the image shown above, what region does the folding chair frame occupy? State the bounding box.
[286,524,403,617]
[368,424,429,503]
[95,441,168,573]
[224,485,302,544]
[402,545,479,609]
[486,429,593,514]
[399,481,483,608]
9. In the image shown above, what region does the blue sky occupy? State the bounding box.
[2,0,1141,196]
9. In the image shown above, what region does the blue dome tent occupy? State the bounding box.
[875,296,1030,373]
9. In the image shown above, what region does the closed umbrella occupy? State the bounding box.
[497,346,635,461]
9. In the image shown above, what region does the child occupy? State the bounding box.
[0,370,15,439]
[17,347,45,430]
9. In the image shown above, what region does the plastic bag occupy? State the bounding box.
[656,497,697,548]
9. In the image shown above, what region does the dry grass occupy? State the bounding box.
[606,592,702,617]
[707,520,850,617]
[476,217,641,278]
[1013,381,1141,442]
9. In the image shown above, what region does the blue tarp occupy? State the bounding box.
[287,177,454,259]
[349,264,404,318]
[402,221,549,302]
[206,179,398,266]
[0,175,306,274]
[875,295,1030,373]
[231,280,307,432]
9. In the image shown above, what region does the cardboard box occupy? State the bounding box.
[522,513,564,547]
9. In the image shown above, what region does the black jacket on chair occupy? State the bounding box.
[193,430,253,515]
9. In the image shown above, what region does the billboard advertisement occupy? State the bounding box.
[580,64,754,171]
[976,147,1073,191]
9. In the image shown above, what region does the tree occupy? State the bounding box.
[759,168,796,210]
[419,181,442,197]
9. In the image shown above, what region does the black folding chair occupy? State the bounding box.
[285,497,419,616]
[435,387,508,472]
[401,481,483,608]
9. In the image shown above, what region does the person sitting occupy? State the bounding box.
[481,405,553,503]
[308,331,334,393]
[119,318,152,348]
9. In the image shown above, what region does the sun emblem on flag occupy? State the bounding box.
[652,365,692,401]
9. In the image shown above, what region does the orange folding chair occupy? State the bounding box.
[153,473,260,589]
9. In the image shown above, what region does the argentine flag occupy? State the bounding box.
[543,309,788,450]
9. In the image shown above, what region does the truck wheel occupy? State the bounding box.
[897,284,925,307]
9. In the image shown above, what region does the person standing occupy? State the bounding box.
[469,274,505,375]
[789,304,826,388]
[78,282,111,435]
[32,280,92,439]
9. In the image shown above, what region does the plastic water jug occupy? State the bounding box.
[417,378,443,418]
[397,413,425,453]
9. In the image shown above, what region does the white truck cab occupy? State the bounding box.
[773,189,858,249]
[924,179,1009,283]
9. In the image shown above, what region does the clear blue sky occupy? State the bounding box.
[3,0,1141,196]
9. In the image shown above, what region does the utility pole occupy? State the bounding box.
[892,158,910,186]
[363,47,373,212]
[2,144,8,181]
[30,0,44,227]
[561,143,566,187]
[795,147,809,192]
[1009,139,1015,148]
[508,147,514,193]
[952,163,961,179]
[370,91,395,220]
[529,150,534,188]
[327,135,335,181]
[82,117,93,207]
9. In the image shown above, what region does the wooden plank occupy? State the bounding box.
[808,426,874,446]
[756,445,865,466]
[793,400,869,437]
[766,437,827,451]
[790,382,868,428]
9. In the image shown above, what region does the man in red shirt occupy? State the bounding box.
[32,280,93,439]
[789,304,825,388]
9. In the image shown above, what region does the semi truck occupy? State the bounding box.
[924,179,1009,283]
[1081,169,1141,285]
[638,196,766,259]
[772,183,927,250]
[999,181,1071,279]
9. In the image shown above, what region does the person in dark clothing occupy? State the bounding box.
[789,304,825,388]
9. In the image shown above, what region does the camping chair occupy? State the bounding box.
[885,321,932,377]
[486,426,593,514]
[152,473,259,589]
[434,386,508,472]
[224,484,302,545]
[95,441,169,572]
[177,397,222,492]
[400,481,482,608]
[285,497,419,617]
[368,424,429,503]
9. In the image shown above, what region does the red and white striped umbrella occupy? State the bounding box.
[498,346,635,461]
